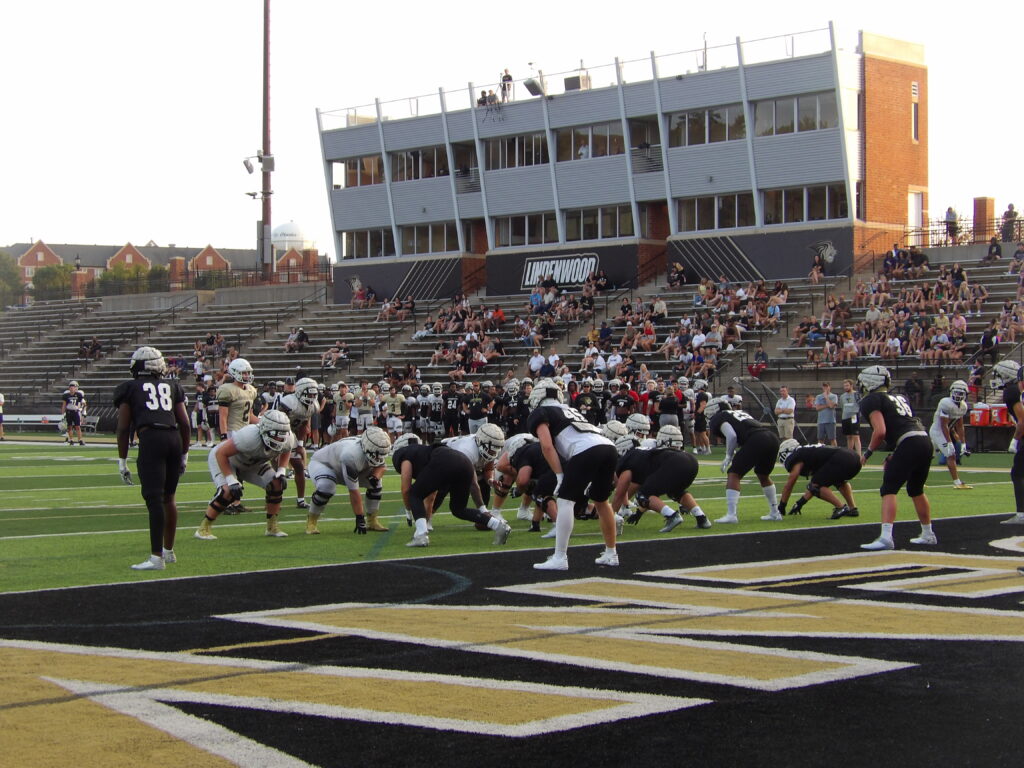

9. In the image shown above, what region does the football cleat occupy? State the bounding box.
[760,512,783,521]
[952,482,973,490]
[406,534,430,547]
[130,555,165,571]
[541,528,557,539]
[305,515,321,535]
[1000,513,1024,525]
[493,521,512,545]
[367,513,389,532]
[910,532,938,546]
[161,548,176,563]
[194,529,217,541]
[715,514,739,524]
[594,550,619,567]
[265,517,288,537]
[533,554,569,570]
[694,514,712,529]
[659,511,684,533]
[860,536,894,551]
[296,499,309,508]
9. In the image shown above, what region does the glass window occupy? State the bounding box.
[818,92,837,129]
[565,210,582,241]
[354,232,368,259]
[495,218,510,247]
[728,105,746,140]
[343,232,355,258]
[679,199,697,232]
[369,230,383,258]
[601,207,617,238]
[708,107,727,143]
[445,223,459,251]
[510,216,527,247]
[557,129,573,162]
[582,208,599,240]
[544,213,559,243]
[775,97,795,134]
[416,226,430,254]
[402,227,416,255]
[629,118,657,148]
[686,111,706,146]
[608,122,625,155]
[763,189,783,225]
[619,206,634,237]
[421,149,435,179]
[527,214,543,244]
[506,137,519,168]
[718,195,737,228]
[592,123,610,158]
[737,193,755,227]
[807,185,827,220]
[454,144,476,173]
[667,113,685,147]
[828,184,848,219]
[798,95,818,132]
[783,188,804,223]
[696,196,715,230]
[912,102,919,141]
[574,127,590,160]
[755,101,774,137]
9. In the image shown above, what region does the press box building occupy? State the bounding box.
[318,26,926,301]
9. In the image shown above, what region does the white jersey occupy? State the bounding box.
[277,393,317,432]
[930,396,968,444]
[309,437,374,490]
[527,403,612,460]
[211,424,295,483]
[442,434,490,471]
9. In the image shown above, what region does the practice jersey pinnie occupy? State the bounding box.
[1005,381,1023,422]
[277,393,317,432]
[216,382,257,432]
[227,424,296,471]
[784,444,853,475]
[309,437,375,490]
[859,391,925,450]
[527,403,610,459]
[113,377,186,430]
[708,410,770,443]
[442,434,490,470]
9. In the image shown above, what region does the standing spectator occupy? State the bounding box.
[500,68,513,102]
[774,385,796,439]
[944,206,959,244]
[814,382,839,446]
[1002,203,1018,242]
[839,379,862,453]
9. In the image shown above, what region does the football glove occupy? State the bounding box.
[1010,438,1019,454]
[625,509,645,525]
[227,483,244,501]
[720,456,732,474]
[404,508,413,527]
[553,473,564,497]
[117,458,133,486]
[179,453,189,476]
[777,500,787,516]
[789,499,805,516]
[354,515,368,535]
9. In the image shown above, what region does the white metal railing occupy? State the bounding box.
[318,26,834,132]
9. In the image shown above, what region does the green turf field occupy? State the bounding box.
[0,436,1016,593]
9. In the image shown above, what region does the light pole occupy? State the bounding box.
[243,1,274,281]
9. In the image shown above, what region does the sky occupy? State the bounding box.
[1,1,1020,261]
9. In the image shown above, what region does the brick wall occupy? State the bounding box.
[862,54,928,227]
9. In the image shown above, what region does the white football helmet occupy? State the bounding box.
[625,413,651,437]
[503,433,537,463]
[419,384,430,396]
[608,378,622,391]
[655,424,685,449]
[949,379,969,404]
[228,358,254,385]
[676,376,690,390]
[295,377,319,407]
[991,359,1021,389]
[380,382,391,394]
[129,345,165,378]
[360,426,392,467]
[778,438,801,465]
[258,410,292,452]
[692,378,708,392]
[602,420,629,441]
[528,378,563,409]
[505,379,520,396]
[702,396,729,420]
[432,382,443,395]
[390,432,421,454]
[475,423,506,461]
[592,378,605,393]
[615,434,639,456]
[858,364,891,394]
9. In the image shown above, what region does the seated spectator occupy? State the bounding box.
[283,327,300,352]
[285,327,309,353]
[376,297,397,321]
[748,344,769,378]
[351,286,367,308]
[984,236,1002,263]
[321,340,348,368]
[668,262,686,288]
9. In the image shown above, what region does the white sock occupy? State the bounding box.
[487,516,502,531]
[762,484,778,512]
[726,489,741,518]
[691,506,706,517]
[415,518,428,536]
[297,497,305,503]
[661,506,677,518]
[920,523,933,535]
[880,523,894,539]
[555,499,576,556]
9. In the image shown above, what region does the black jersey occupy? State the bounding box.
[1004,381,1022,422]
[784,445,858,475]
[617,447,696,484]
[859,391,926,450]
[391,443,437,477]
[709,410,770,443]
[609,393,634,417]
[659,393,679,415]
[616,447,653,481]
[512,441,551,474]
[574,392,602,425]
[502,392,529,428]
[113,376,186,430]
[442,391,463,417]
[62,390,86,411]
[527,403,606,459]
[465,392,491,420]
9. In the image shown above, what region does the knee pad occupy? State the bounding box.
[311,489,334,507]
[268,475,288,495]
[265,488,284,505]
[365,478,383,502]
[635,491,651,511]
[209,490,233,513]
[806,482,822,498]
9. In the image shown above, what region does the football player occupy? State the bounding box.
[501,379,529,436]
[706,397,781,523]
[217,358,258,439]
[61,380,87,445]
[441,381,463,437]
[354,381,377,434]
[528,377,619,570]
[304,426,392,535]
[574,378,603,427]
[691,379,711,455]
[775,439,861,519]
[615,425,711,532]
[491,433,556,531]
[930,379,972,489]
[193,410,295,540]
[441,423,508,515]
[994,359,1024,524]
[115,347,191,571]
[392,432,511,547]
[464,380,493,434]
[857,364,935,550]
[193,379,214,447]
[276,377,320,509]
[380,382,406,440]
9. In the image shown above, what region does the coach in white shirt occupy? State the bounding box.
[774,385,797,439]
